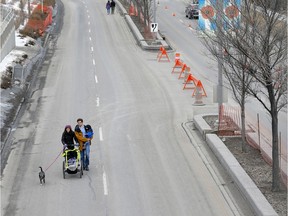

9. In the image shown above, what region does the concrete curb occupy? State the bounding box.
[117,2,170,50]
[194,114,278,216]
[193,113,217,138]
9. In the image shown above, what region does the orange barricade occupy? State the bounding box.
[172,59,183,73]
[193,81,205,105]
[174,52,180,62]
[178,64,187,79]
[192,80,207,97]
[184,67,191,81]
[157,46,164,59]
[183,74,198,90]
[158,48,170,62]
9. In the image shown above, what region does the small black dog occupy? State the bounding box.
[39,166,45,185]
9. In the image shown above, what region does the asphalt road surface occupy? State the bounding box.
[1,0,256,215]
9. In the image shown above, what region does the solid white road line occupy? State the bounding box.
[99,127,103,141]
[94,75,98,83]
[103,171,108,195]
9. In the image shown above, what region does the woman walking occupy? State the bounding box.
[106,1,111,15]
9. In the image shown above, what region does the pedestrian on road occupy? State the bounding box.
[106,1,111,15]
[110,0,116,14]
[74,118,93,171]
[61,125,78,151]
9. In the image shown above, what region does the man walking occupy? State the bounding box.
[111,0,116,14]
[74,118,93,171]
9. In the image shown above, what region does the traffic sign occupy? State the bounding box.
[150,23,158,32]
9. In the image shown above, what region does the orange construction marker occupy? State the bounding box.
[158,48,170,62]
[192,80,207,97]
[172,59,183,73]
[183,74,198,90]
[178,64,187,79]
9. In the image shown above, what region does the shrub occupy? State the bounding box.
[1,67,13,89]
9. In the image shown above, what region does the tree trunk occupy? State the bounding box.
[268,85,281,191]
[241,103,247,152]
[241,73,247,152]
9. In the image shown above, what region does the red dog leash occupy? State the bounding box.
[44,149,63,172]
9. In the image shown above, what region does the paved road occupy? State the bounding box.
[1,0,255,215]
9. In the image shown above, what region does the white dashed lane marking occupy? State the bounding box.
[99,127,103,141]
[103,171,108,195]
[96,97,99,106]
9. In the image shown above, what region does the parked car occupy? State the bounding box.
[185,4,199,19]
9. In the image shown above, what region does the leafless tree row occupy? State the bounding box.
[200,0,287,191]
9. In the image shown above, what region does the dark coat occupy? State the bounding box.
[61,129,78,149]
[111,1,115,7]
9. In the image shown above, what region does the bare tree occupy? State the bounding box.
[200,0,287,191]
[222,54,254,153]
[201,35,253,153]
[19,0,25,25]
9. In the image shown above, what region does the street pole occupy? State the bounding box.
[153,0,156,23]
[217,0,224,128]
[28,0,31,17]
[153,0,157,40]
[41,0,43,13]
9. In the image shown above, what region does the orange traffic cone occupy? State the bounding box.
[174,52,180,62]
[193,81,205,106]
